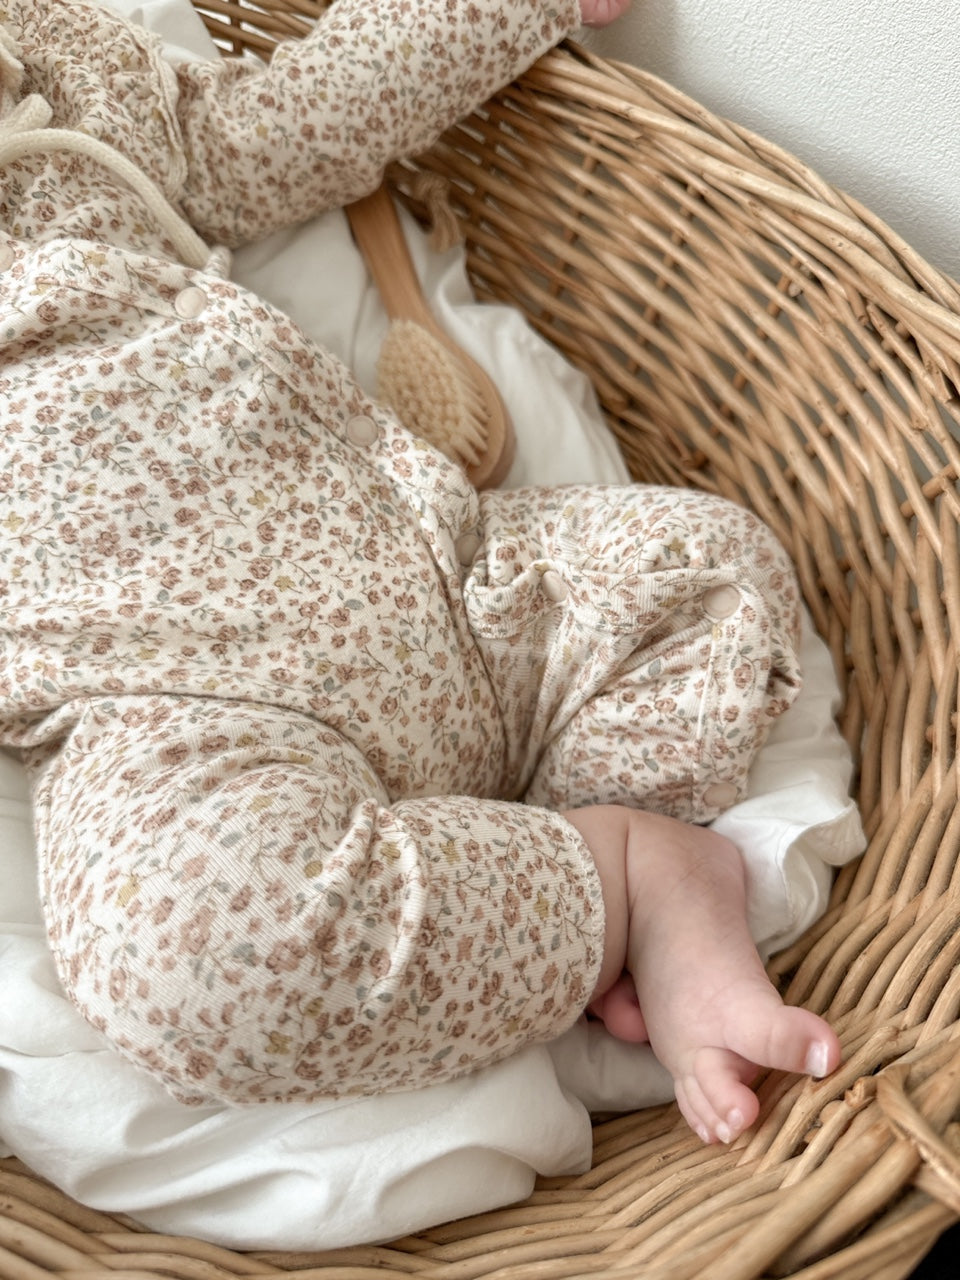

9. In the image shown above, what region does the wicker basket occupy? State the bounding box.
[6,2,960,1277]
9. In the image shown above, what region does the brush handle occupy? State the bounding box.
[345,186,436,329]
[345,181,516,491]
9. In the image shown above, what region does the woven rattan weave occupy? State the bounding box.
[5,1,960,1276]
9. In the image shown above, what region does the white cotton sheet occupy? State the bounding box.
[0,0,866,1250]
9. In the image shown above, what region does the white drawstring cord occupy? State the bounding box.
[0,27,229,275]
[0,94,212,269]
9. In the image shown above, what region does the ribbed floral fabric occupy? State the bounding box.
[0,0,801,1104]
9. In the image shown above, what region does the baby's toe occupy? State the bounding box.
[675,1075,716,1144]
[728,1002,840,1081]
[677,1050,760,1144]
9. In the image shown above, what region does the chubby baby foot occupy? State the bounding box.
[621,813,841,1145]
[666,977,838,1144]
[587,970,648,1043]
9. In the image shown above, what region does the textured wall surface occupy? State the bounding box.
[581,0,960,280]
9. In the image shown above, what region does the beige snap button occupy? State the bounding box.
[702,584,741,619]
[455,531,482,566]
[703,781,739,808]
[0,242,15,272]
[174,285,208,319]
[540,569,569,603]
[346,414,380,446]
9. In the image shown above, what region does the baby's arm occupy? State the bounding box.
[564,804,842,1144]
[174,0,584,246]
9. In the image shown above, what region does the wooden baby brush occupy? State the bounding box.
[345,183,515,490]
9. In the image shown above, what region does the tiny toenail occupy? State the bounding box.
[727,1108,744,1134]
[695,1124,710,1144]
[715,1122,731,1144]
[805,1041,830,1078]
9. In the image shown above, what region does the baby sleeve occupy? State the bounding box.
[173,0,583,246]
[31,694,603,1105]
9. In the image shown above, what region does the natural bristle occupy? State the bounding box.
[376,320,489,468]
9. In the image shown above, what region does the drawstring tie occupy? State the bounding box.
[0,92,212,270]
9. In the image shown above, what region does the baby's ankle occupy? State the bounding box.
[623,811,746,939]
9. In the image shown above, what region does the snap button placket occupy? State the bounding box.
[174,285,208,319]
[703,781,739,808]
[702,584,741,620]
[454,531,482,567]
[540,569,569,603]
[346,414,380,447]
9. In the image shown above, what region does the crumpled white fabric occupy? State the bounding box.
[0,0,866,1251]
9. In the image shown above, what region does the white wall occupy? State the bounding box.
[580,0,960,282]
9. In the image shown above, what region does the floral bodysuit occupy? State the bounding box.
[0,0,803,1104]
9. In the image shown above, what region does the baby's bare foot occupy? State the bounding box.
[622,813,841,1144]
[587,971,648,1043]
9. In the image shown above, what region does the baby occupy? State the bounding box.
[0,0,839,1155]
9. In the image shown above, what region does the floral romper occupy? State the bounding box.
[0,0,802,1104]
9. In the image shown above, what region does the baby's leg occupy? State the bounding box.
[476,483,804,823]
[622,811,839,1144]
[470,484,836,1137]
